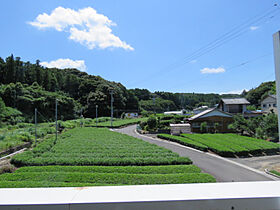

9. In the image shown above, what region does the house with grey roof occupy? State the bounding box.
[188,108,233,133]
[261,95,277,114]
[217,98,250,114]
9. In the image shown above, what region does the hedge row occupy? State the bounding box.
[181,134,235,157]
[0,181,113,188]
[177,133,280,157]
[157,134,208,151]
[16,165,201,174]
[0,171,216,186]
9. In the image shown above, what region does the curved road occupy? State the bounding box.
[114,125,277,182]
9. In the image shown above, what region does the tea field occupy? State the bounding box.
[0,127,215,187]
[157,133,280,157]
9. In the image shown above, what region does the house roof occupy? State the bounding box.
[221,98,250,105]
[189,108,232,121]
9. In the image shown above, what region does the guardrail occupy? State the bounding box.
[1,181,280,209]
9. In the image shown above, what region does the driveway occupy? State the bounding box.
[114,125,278,182]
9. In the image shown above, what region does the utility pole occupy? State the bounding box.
[273,31,280,142]
[96,105,98,127]
[110,90,114,127]
[55,99,58,143]
[34,108,37,145]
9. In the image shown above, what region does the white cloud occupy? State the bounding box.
[219,89,248,95]
[28,7,134,51]
[250,26,259,31]
[200,67,225,74]
[40,58,87,71]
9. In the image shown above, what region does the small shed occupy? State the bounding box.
[170,124,191,135]
[189,108,233,133]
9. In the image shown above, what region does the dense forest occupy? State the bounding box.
[0,55,275,124]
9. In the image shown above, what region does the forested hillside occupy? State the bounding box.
[0,55,248,124]
[244,81,276,108]
[0,55,138,122]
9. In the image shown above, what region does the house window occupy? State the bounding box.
[192,122,200,128]
[273,104,277,107]
[263,104,266,108]
[269,104,271,107]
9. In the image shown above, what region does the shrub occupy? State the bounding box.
[147,116,157,131]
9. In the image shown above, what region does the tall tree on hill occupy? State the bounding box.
[35,59,42,86]
[5,54,15,84]
[49,73,58,92]
[43,69,51,91]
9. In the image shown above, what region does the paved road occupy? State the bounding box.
[114,125,277,182]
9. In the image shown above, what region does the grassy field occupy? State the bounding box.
[0,127,216,187]
[157,133,280,157]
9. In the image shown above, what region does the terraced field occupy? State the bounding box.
[157,133,280,157]
[0,127,215,187]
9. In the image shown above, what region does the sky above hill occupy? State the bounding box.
[1,0,279,94]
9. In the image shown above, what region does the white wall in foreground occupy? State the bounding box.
[0,181,280,209]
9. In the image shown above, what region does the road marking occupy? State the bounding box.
[133,128,278,181]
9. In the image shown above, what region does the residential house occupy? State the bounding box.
[218,98,250,114]
[261,95,277,114]
[188,108,233,133]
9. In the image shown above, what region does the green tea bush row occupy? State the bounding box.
[182,134,236,157]
[157,134,208,151]
[0,171,216,185]
[12,127,192,167]
[0,181,107,188]
[16,165,201,174]
[194,134,250,156]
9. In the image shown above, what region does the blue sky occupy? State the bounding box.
[0,0,279,94]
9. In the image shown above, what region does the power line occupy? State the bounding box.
[128,4,280,87]
[169,52,273,90]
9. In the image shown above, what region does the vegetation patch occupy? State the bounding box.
[157,134,208,151]
[12,127,192,167]
[157,133,280,157]
[15,165,201,174]
[269,170,280,177]
[0,170,215,188]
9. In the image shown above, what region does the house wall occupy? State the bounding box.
[190,116,233,133]
[261,96,277,114]
[227,104,243,113]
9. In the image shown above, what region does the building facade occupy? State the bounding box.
[188,108,233,133]
[261,95,277,114]
[218,98,250,114]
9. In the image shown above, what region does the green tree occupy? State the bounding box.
[147,116,157,131]
[200,122,207,133]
